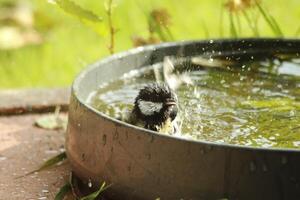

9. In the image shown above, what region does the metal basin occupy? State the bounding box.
[66,39,300,200]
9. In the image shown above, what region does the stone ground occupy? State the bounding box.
[0,89,73,200]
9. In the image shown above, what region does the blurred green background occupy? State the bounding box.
[0,0,299,88]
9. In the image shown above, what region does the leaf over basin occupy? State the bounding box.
[52,0,107,36]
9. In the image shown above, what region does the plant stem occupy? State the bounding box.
[229,12,238,38]
[219,3,224,37]
[201,19,210,38]
[107,0,115,54]
[295,26,300,37]
[235,13,242,35]
[255,0,283,37]
[242,10,259,37]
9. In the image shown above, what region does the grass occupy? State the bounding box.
[0,0,300,88]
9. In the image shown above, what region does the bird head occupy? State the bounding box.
[133,83,178,131]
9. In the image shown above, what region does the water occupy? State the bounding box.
[88,56,300,149]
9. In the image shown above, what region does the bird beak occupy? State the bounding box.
[164,99,176,106]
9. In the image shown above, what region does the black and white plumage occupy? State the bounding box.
[128,83,179,134]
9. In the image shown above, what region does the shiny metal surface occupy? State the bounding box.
[66,39,300,200]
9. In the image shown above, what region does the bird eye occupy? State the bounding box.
[169,105,178,121]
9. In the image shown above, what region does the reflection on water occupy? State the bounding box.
[88,56,300,149]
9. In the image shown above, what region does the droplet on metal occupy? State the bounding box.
[113,131,119,140]
[281,156,287,165]
[206,145,213,151]
[88,179,92,188]
[149,134,155,143]
[200,149,205,155]
[249,161,256,172]
[102,134,107,146]
[127,165,131,172]
[262,163,268,172]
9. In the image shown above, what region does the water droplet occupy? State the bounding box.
[88,179,92,188]
[113,131,119,140]
[206,145,213,151]
[293,141,300,147]
[209,40,214,44]
[127,165,131,172]
[147,153,151,160]
[102,134,107,145]
[269,136,275,140]
[262,164,268,172]
[149,134,154,143]
[249,161,256,172]
[200,149,205,154]
[281,156,287,165]
[290,110,295,117]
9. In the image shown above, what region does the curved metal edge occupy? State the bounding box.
[71,38,300,153]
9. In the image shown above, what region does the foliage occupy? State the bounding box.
[17,152,67,178]
[0,0,300,87]
[34,106,67,130]
[80,182,110,200]
[55,178,110,200]
[54,182,72,200]
[224,0,283,37]
[52,0,107,36]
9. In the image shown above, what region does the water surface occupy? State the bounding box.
[88,56,300,149]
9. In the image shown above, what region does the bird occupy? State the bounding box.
[126,83,179,134]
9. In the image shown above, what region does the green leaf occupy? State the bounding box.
[37,152,67,171]
[55,182,72,200]
[80,182,110,200]
[52,0,107,36]
[17,152,67,178]
[55,0,102,22]
[35,115,67,130]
